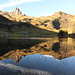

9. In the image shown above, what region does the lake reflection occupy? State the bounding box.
[0,37,75,75]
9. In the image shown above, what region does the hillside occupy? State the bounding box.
[0,8,75,35]
[32,11,75,34]
[0,14,57,37]
[0,15,11,22]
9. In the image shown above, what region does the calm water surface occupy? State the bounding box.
[0,37,75,75]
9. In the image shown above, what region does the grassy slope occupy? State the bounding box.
[9,26,57,37]
[0,15,57,37]
[0,26,57,37]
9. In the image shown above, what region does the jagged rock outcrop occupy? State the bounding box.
[10,8,22,16]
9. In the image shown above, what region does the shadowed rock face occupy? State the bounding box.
[52,20,60,29]
[0,38,75,63]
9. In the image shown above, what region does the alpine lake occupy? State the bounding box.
[0,37,75,75]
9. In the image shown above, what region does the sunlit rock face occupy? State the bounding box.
[10,8,22,16]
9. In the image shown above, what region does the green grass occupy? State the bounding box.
[0,26,57,37]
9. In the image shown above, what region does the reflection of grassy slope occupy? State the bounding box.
[0,39,45,56]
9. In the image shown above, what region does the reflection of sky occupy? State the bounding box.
[0,61,50,75]
[1,54,75,75]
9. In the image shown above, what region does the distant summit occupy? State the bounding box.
[10,7,22,16]
[52,11,67,17]
[54,11,66,15]
[52,11,74,18]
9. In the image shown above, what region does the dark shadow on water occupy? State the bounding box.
[0,39,45,56]
[58,37,68,43]
[52,42,60,53]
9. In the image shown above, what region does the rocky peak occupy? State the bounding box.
[10,7,22,16]
[53,11,67,16]
[53,11,73,18]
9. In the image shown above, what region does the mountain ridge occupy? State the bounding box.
[0,8,75,34]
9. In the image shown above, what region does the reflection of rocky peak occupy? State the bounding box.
[10,7,22,16]
[0,38,75,62]
[10,55,22,63]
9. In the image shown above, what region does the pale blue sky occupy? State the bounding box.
[0,0,75,17]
